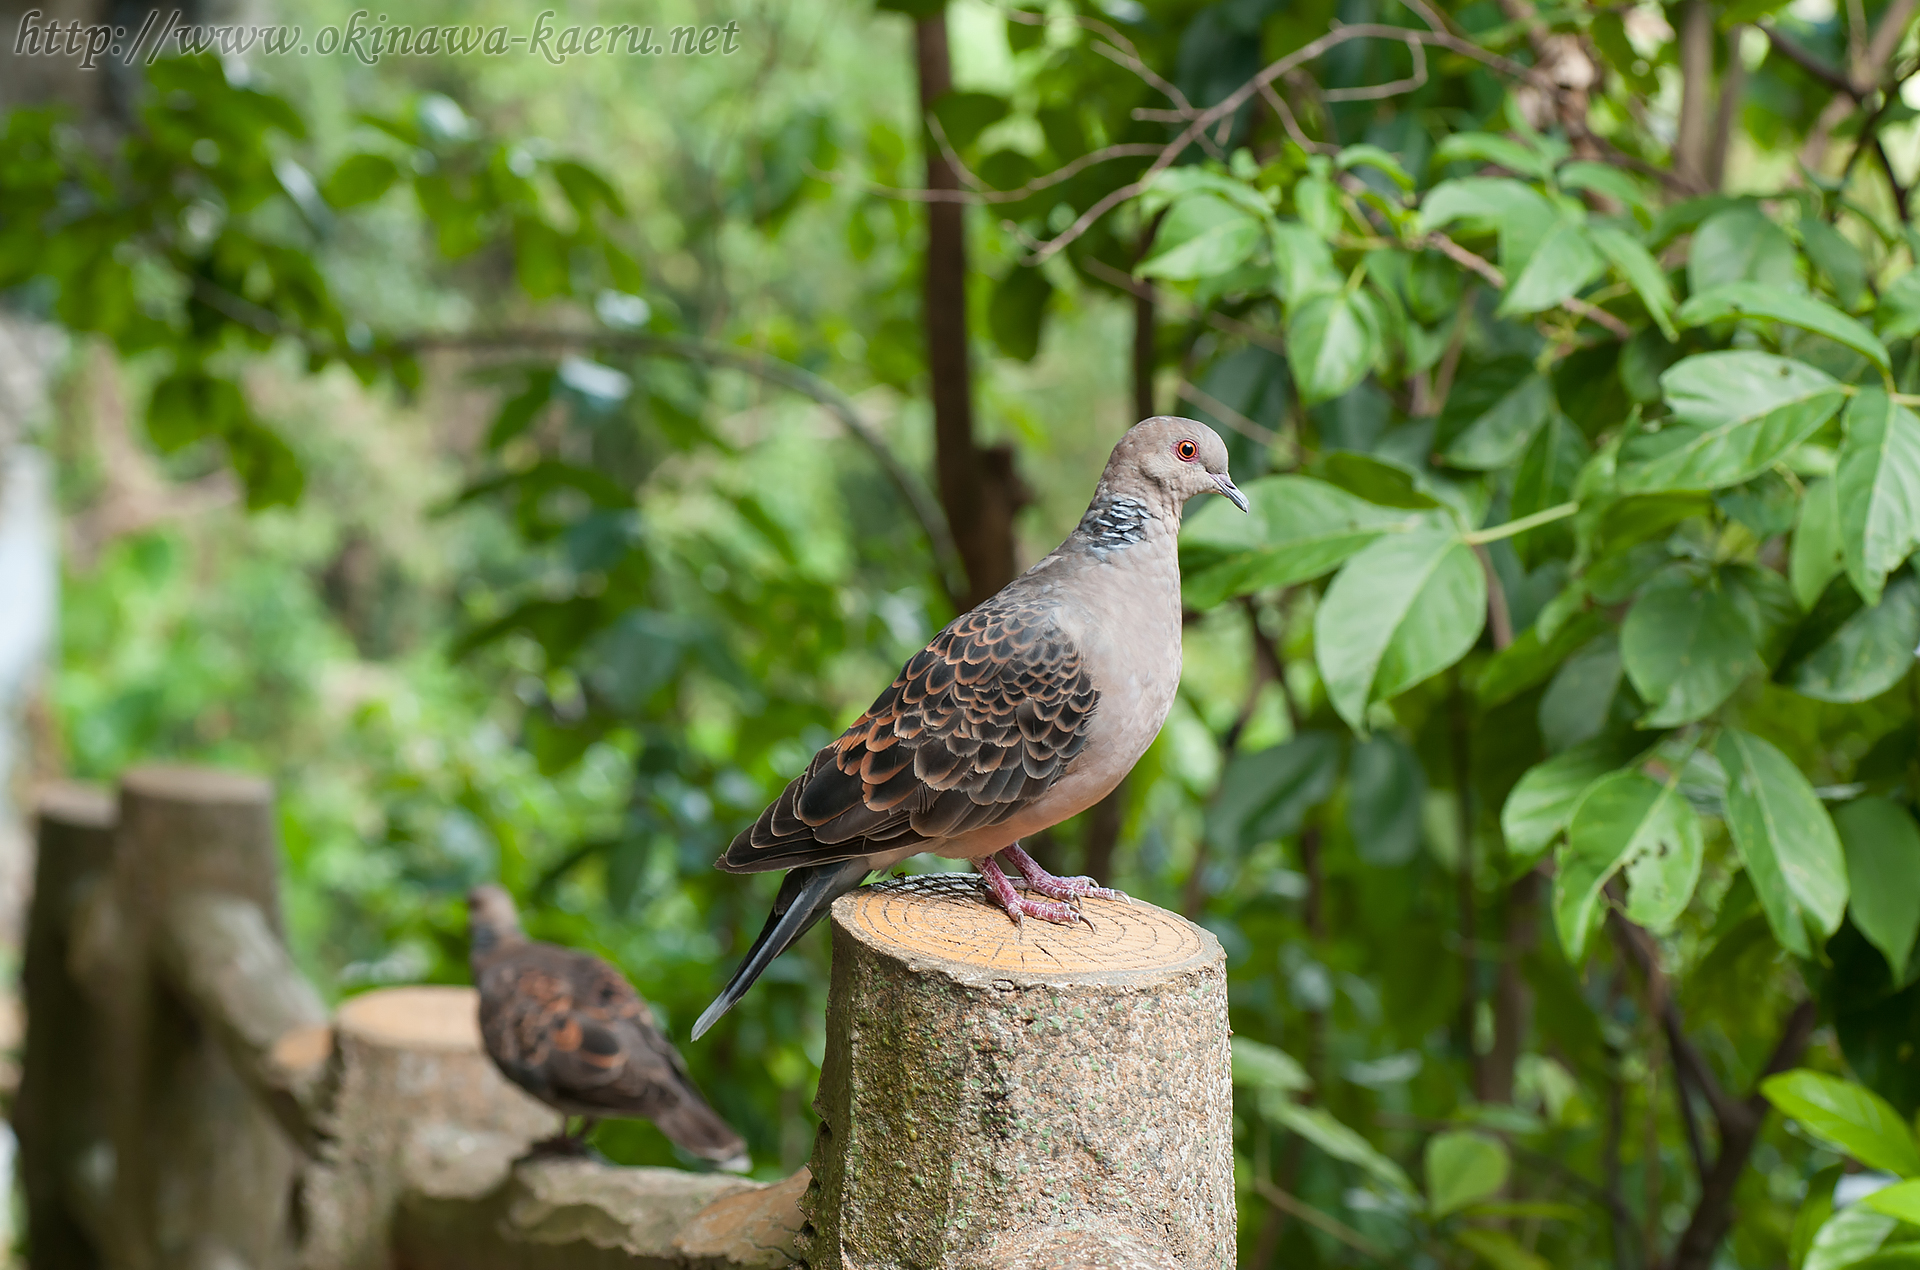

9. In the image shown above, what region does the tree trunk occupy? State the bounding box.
[299,985,560,1270]
[914,12,1020,610]
[802,875,1234,1269]
[1675,0,1715,188]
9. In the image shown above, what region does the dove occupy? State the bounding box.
[692,416,1246,1039]
[467,885,749,1169]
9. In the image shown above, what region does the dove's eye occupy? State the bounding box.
[1175,439,1198,462]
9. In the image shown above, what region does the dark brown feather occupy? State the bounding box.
[718,593,1098,873]
[473,940,746,1165]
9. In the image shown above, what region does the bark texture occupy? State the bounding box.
[914,12,1021,610]
[393,1159,802,1270]
[299,985,560,1270]
[15,783,116,1270]
[95,765,307,1270]
[803,875,1234,1270]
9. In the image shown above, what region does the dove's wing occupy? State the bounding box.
[719,593,1099,872]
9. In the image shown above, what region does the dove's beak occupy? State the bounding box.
[1214,472,1250,512]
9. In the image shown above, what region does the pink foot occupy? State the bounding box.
[974,854,1089,927]
[1000,843,1128,904]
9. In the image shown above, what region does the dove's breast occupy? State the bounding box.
[955,515,1184,846]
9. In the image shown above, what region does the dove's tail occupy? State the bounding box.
[692,858,872,1040]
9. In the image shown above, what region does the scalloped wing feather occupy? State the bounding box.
[718,596,1098,872]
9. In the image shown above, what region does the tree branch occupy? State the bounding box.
[400,328,966,608]
[1758,25,1860,97]
[1424,234,1635,339]
[1607,911,1821,1270]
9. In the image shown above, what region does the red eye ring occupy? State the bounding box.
[1175,439,1199,462]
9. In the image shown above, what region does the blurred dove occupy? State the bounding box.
[468,884,749,1169]
[693,416,1246,1038]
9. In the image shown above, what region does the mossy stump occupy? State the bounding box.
[803,874,1233,1270]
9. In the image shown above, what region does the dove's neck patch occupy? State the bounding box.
[1077,496,1153,559]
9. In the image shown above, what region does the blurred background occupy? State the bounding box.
[2,0,1919,1265]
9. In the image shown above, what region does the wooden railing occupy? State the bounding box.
[16,766,1233,1270]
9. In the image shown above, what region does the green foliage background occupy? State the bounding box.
[8,0,1920,1266]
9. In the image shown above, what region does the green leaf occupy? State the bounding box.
[1442,369,1554,470]
[1555,771,1703,956]
[1793,478,1846,610]
[1270,220,1342,308]
[1499,215,1605,318]
[1621,569,1764,726]
[1786,573,1920,704]
[1502,737,1633,864]
[1287,290,1378,404]
[1836,798,1920,981]
[1262,1097,1416,1196]
[1805,1206,1899,1270]
[1434,132,1555,181]
[1453,1229,1550,1270]
[1418,178,1553,236]
[1762,1070,1920,1174]
[1620,352,1846,493]
[1802,216,1869,310]
[1316,530,1486,732]
[1864,1180,1920,1224]
[1688,204,1800,294]
[1539,636,1624,752]
[512,216,571,298]
[928,90,1007,150]
[1720,730,1850,957]
[1477,610,1607,709]
[988,264,1052,362]
[1677,282,1890,372]
[1347,733,1425,866]
[1591,225,1677,340]
[1426,1130,1510,1217]
[1510,412,1588,566]
[1319,452,1441,509]
[1210,732,1341,850]
[1878,269,1920,341]
[1180,475,1418,607]
[322,151,400,208]
[1560,162,1651,212]
[1838,391,1920,605]
[1140,194,1265,281]
[1795,1167,1845,1270]
[1335,144,1414,190]
[1232,1037,1312,1094]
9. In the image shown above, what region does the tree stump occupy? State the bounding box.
[16,782,116,1270]
[100,765,308,1270]
[298,985,560,1270]
[803,874,1233,1270]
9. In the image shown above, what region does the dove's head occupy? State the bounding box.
[1102,416,1248,516]
[466,884,525,955]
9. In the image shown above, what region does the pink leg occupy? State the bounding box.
[1000,843,1127,903]
[974,854,1087,927]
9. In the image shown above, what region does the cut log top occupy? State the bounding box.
[337,984,486,1052]
[33,780,114,828]
[120,764,272,805]
[836,873,1217,987]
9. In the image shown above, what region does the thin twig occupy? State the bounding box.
[1424,234,1635,340]
[1077,257,1289,356]
[1177,380,1282,446]
[1253,1181,1394,1264]
[401,328,966,607]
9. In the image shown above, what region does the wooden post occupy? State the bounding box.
[16,782,116,1270]
[803,875,1234,1270]
[100,765,308,1270]
[299,985,561,1270]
